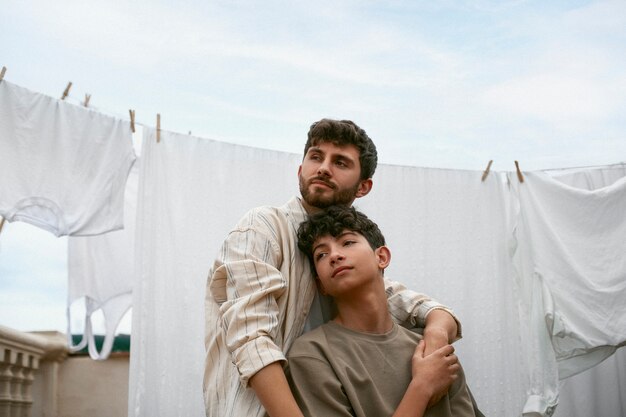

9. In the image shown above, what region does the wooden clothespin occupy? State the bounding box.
[156,113,161,143]
[83,94,91,107]
[514,160,524,183]
[481,160,493,182]
[61,82,72,100]
[0,216,6,235]
[0,66,6,82]
[129,110,136,133]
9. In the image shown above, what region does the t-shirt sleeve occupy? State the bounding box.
[447,365,483,417]
[286,353,355,417]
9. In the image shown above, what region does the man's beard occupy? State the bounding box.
[299,174,360,209]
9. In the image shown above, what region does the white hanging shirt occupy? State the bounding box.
[510,170,626,416]
[0,80,135,236]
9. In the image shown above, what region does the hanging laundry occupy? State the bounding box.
[357,167,527,417]
[510,171,626,416]
[0,80,135,237]
[129,127,301,417]
[550,163,626,191]
[66,127,142,360]
[549,165,626,417]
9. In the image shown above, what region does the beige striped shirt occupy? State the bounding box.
[204,196,459,417]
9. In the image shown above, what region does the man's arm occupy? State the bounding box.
[423,308,458,354]
[208,208,302,415]
[249,363,304,417]
[383,277,462,346]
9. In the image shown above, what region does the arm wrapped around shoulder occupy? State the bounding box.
[383,277,462,341]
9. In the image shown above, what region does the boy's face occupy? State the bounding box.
[312,230,389,298]
[298,142,372,212]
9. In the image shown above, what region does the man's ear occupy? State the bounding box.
[355,178,373,199]
[375,246,391,269]
[297,165,302,177]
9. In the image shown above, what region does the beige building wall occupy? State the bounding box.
[1,326,129,417]
[56,354,129,417]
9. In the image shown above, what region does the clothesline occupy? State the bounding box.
[0,67,624,188]
[2,66,623,176]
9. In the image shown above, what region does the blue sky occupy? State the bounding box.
[1,0,625,334]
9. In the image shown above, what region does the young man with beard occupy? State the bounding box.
[204,119,462,417]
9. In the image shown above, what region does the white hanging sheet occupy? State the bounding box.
[509,168,626,416]
[128,127,300,417]
[126,121,625,417]
[0,80,135,236]
[129,136,530,416]
[553,347,626,417]
[357,167,527,417]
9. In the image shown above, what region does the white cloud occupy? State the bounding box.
[483,74,614,124]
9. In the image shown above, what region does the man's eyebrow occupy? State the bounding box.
[307,146,324,154]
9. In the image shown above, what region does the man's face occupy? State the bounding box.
[298,142,371,212]
[311,231,384,298]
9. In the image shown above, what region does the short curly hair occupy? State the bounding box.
[303,119,378,180]
[297,205,386,269]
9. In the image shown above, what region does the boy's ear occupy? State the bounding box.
[375,246,391,269]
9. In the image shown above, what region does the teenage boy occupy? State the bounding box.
[288,206,483,417]
[204,119,462,417]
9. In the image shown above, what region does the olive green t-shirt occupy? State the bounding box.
[286,321,481,417]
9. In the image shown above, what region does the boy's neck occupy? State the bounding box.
[333,287,394,334]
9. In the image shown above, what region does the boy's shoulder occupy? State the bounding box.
[288,325,329,359]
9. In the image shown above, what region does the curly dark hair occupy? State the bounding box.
[297,205,386,269]
[303,119,378,180]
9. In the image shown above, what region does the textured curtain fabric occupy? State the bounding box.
[356,166,527,416]
[127,126,625,417]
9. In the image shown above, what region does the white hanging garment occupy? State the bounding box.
[0,80,135,236]
[550,164,626,417]
[510,170,626,416]
[548,163,626,191]
[66,127,142,360]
